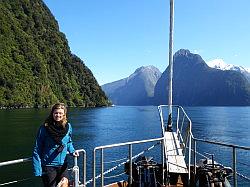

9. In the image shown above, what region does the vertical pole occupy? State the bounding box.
[188,134,191,186]
[93,150,96,187]
[159,107,165,136]
[74,156,79,187]
[101,149,104,187]
[167,0,174,132]
[83,150,86,187]
[162,139,165,185]
[139,166,142,187]
[176,107,180,135]
[129,144,133,187]
[233,147,237,187]
[193,139,197,176]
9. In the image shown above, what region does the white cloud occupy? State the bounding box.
[192,49,203,54]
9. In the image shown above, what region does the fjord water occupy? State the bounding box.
[0,106,250,186]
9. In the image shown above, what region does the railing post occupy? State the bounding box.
[158,106,165,136]
[233,147,237,187]
[193,139,196,176]
[93,149,96,187]
[129,144,133,187]
[176,107,180,132]
[188,133,191,186]
[83,150,86,186]
[192,138,196,187]
[162,139,165,185]
[101,148,104,187]
[73,156,79,187]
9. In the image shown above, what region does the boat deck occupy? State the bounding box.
[165,132,188,173]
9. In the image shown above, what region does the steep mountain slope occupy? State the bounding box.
[207,59,250,82]
[154,49,250,106]
[0,0,109,108]
[102,66,161,105]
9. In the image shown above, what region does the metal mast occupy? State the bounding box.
[167,0,174,131]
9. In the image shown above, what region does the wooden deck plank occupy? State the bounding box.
[165,132,188,173]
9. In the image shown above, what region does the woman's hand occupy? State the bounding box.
[73,151,79,157]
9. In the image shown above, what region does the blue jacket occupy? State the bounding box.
[32,123,75,176]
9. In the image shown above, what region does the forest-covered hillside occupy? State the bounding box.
[0,0,109,108]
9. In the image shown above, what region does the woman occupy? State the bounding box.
[33,103,79,187]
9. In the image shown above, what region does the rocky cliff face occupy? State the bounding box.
[154,49,250,106]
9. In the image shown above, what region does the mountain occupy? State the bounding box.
[0,0,109,108]
[102,66,161,105]
[207,59,250,82]
[154,49,250,106]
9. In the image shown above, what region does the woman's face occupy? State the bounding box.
[53,108,65,122]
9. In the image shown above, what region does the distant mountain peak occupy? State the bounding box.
[174,49,191,57]
[102,65,162,105]
[207,59,250,73]
[154,51,250,106]
[134,65,160,73]
[173,49,207,69]
[128,65,161,81]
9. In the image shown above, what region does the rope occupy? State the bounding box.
[168,161,188,170]
[104,157,128,164]
[0,177,32,186]
[85,141,160,185]
[236,172,250,181]
[104,172,127,179]
[236,161,250,180]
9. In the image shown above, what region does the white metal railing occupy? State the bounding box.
[92,137,165,187]
[91,105,193,187]
[0,149,86,187]
[192,138,250,187]
[158,105,193,183]
[157,105,250,187]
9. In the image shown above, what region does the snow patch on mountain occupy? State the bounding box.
[207,59,250,73]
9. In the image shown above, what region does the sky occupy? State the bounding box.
[43,0,250,85]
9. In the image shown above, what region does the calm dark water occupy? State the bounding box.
[0,106,250,186]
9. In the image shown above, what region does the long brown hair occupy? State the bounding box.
[45,103,68,128]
